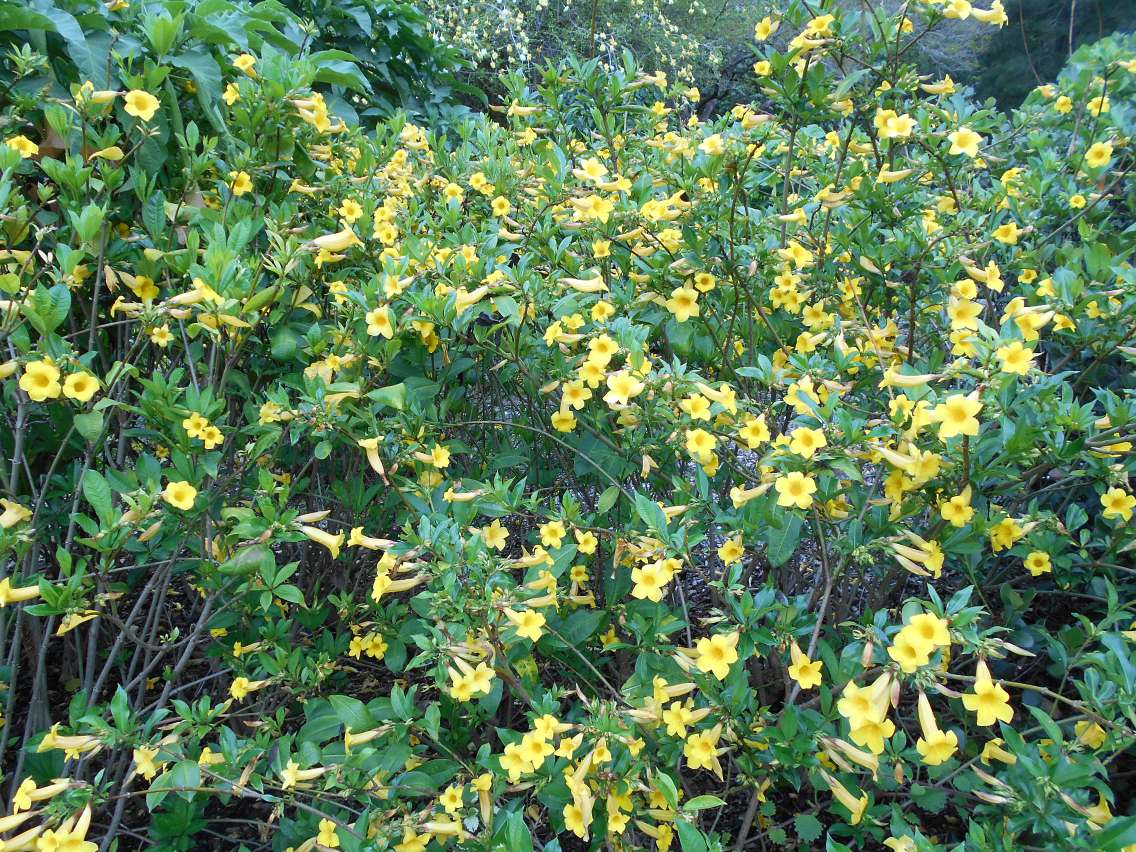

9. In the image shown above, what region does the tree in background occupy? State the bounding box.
[975,0,1135,108]
[277,0,478,123]
[420,0,768,103]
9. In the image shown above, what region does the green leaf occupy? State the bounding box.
[170,50,225,131]
[1094,815,1136,850]
[795,813,823,842]
[110,685,131,730]
[273,584,304,604]
[25,284,71,334]
[655,773,678,810]
[500,809,534,852]
[329,694,375,732]
[0,4,56,32]
[764,510,803,566]
[34,3,103,86]
[595,484,620,515]
[218,543,275,577]
[910,782,947,814]
[683,795,726,811]
[147,759,200,810]
[309,51,369,93]
[73,411,103,443]
[143,192,166,240]
[675,818,708,852]
[81,470,114,525]
[368,382,406,411]
[633,492,668,534]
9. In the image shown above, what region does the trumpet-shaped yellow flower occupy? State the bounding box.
[694,632,739,680]
[961,660,1014,726]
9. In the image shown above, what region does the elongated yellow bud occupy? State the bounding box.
[308,227,362,252]
[558,275,608,293]
[0,811,39,833]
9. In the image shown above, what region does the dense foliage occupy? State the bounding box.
[0,1,1135,850]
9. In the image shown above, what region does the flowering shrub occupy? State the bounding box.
[420,0,726,92]
[1,2,1136,851]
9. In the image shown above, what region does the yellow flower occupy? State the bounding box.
[684,428,716,462]
[947,126,982,157]
[850,715,896,755]
[961,659,1013,726]
[789,426,827,459]
[133,746,163,781]
[931,392,982,439]
[887,629,931,673]
[574,528,597,554]
[989,515,1024,551]
[915,692,958,765]
[481,519,509,550]
[310,227,362,252]
[1101,487,1135,521]
[0,577,40,607]
[992,221,1020,244]
[775,471,817,510]
[754,15,778,40]
[738,415,770,448]
[301,525,344,559]
[20,360,62,401]
[980,738,1017,765]
[906,613,951,649]
[1075,720,1107,749]
[316,818,340,849]
[665,286,699,322]
[631,558,675,602]
[229,170,252,196]
[429,445,450,468]
[717,535,744,565]
[339,198,363,223]
[698,134,725,156]
[124,89,160,121]
[874,108,916,140]
[694,632,739,680]
[995,340,1034,375]
[6,135,38,158]
[439,784,464,814]
[1085,141,1113,169]
[1024,550,1051,576]
[229,676,267,700]
[0,499,32,530]
[223,82,240,105]
[820,770,868,825]
[563,799,593,840]
[233,53,257,76]
[940,486,974,527]
[366,305,394,338]
[12,778,37,812]
[62,371,100,403]
[504,607,546,642]
[182,412,208,439]
[395,829,432,852]
[539,520,566,548]
[787,642,823,689]
[683,724,723,778]
[162,480,197,510]
[603,370,645,407]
